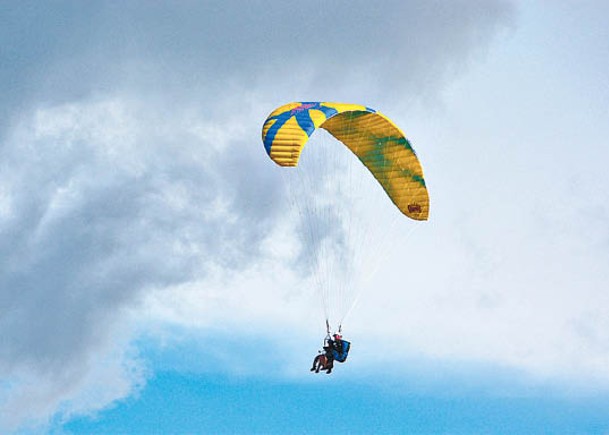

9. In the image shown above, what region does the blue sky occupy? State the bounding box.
[63,333,609,434]
[2,1,609,433]
[63,373,609,434]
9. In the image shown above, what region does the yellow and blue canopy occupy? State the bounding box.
[262,102,429,221]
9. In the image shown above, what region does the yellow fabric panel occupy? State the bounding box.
[268,116,308,166]
[321,102,368,113]
[320,112,429,221]
[308,109,330,128]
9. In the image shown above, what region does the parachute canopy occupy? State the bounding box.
[262,102,429,220]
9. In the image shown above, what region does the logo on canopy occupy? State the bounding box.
[408,203,422,213]
[291,103,317,114]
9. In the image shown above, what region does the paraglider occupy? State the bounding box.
[262,101,429,220]
[310,333,351,374]
[261,102,429,373]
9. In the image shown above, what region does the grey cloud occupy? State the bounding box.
[0,104,276,367]
[0,99,283,428]
[0,1,515,127]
